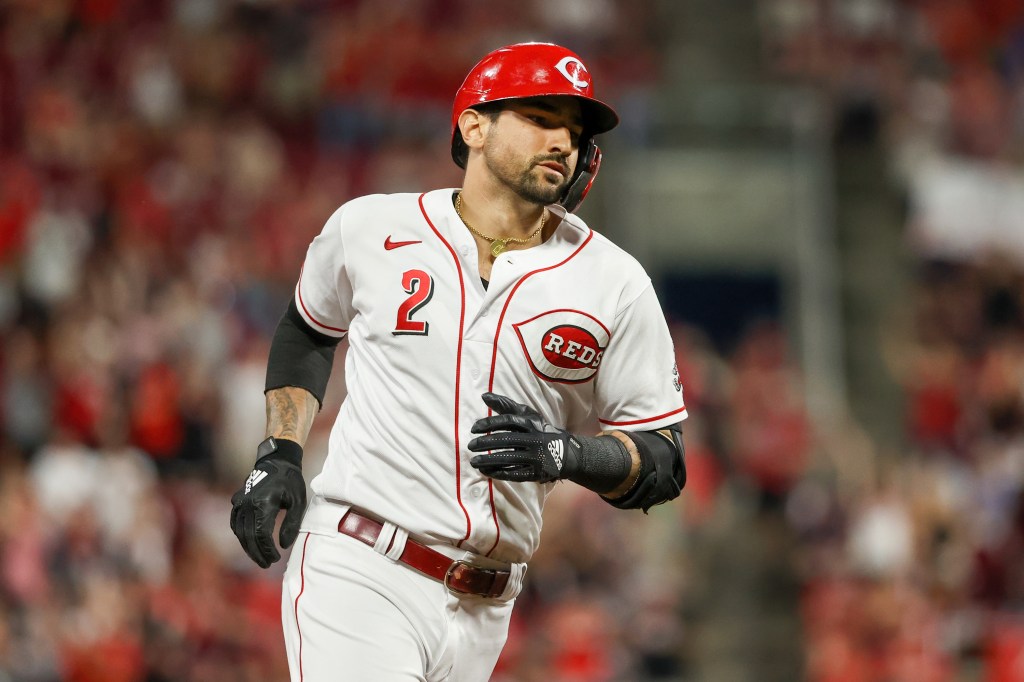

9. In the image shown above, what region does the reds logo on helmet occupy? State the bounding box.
[554,56,590,89]
[514,310,610,384]
[449,43,618,168]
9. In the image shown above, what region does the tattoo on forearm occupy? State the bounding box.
[266,387,316,444]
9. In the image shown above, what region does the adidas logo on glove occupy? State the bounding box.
[244,469,268,494]
[547,440,564,471]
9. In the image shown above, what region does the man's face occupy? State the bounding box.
[481,96,584,205]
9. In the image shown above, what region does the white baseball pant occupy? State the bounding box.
[280,499,523,681]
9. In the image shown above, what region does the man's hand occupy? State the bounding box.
[229,437,307,568]
[467,392,583,483]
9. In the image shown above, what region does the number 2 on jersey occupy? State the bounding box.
[393,269,434,336]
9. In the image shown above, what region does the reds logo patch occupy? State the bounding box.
[514,310,610,384]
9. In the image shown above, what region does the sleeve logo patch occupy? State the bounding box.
[513,309,610,384]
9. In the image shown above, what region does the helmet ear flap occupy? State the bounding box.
[559,138,602,213]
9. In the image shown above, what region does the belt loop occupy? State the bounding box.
[498,562,527,602]
[373,522,397,556]
[385,526,408,561]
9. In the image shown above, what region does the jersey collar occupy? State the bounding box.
[421,188,591,262]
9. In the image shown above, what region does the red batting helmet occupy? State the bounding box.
[450,42,619,168]
[450,42,619,212]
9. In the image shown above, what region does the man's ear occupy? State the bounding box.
[458,109,492,154]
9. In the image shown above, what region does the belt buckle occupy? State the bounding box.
[443,560,473,596]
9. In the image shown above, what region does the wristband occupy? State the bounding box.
[256,436,303,468]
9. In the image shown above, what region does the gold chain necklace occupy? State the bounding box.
[455,193,546,257]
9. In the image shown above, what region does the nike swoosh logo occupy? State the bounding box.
[384,236,422,250]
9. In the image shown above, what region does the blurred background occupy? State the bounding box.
[0,0,1023,680]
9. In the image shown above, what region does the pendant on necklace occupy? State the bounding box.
[491,240,508,257]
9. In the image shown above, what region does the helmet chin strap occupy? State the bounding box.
[558,138,602,214]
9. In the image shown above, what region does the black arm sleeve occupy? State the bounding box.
[605,422,686,512]
[265,299,342,408]
[567,434,633,494]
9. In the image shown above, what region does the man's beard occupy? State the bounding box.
[486,144,571,205]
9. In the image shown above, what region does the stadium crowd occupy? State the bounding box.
[0,1,685,680]
[762,1,1024,680]
[0,0,1022,681]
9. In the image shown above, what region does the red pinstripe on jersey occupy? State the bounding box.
[418,193,473,545]
[483,228,594,557]
[598,404,687,426]
[296,263,348,334]
[294,532,311,681]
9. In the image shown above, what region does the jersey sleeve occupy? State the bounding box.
[294,205,356,338]
[593,283,687,431]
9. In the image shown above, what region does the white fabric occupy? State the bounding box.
[386,525,410,562]
[499,561,528,602]
[282,527,515,682]
[296,189,686,564]
[373,521,398,555]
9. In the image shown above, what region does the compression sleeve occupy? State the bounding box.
[265,299,342,408]
[567,434,633,494]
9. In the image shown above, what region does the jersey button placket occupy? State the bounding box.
[458,320,499,551]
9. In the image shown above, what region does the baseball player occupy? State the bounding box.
[229,42,687,681]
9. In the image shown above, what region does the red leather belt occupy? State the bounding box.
[338,510,511,599]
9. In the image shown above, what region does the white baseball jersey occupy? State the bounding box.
[294,188,686,564]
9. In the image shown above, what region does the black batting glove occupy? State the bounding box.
[230,437,307,569]
[468,392,583,483]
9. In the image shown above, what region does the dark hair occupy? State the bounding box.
[451,101,506,169]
